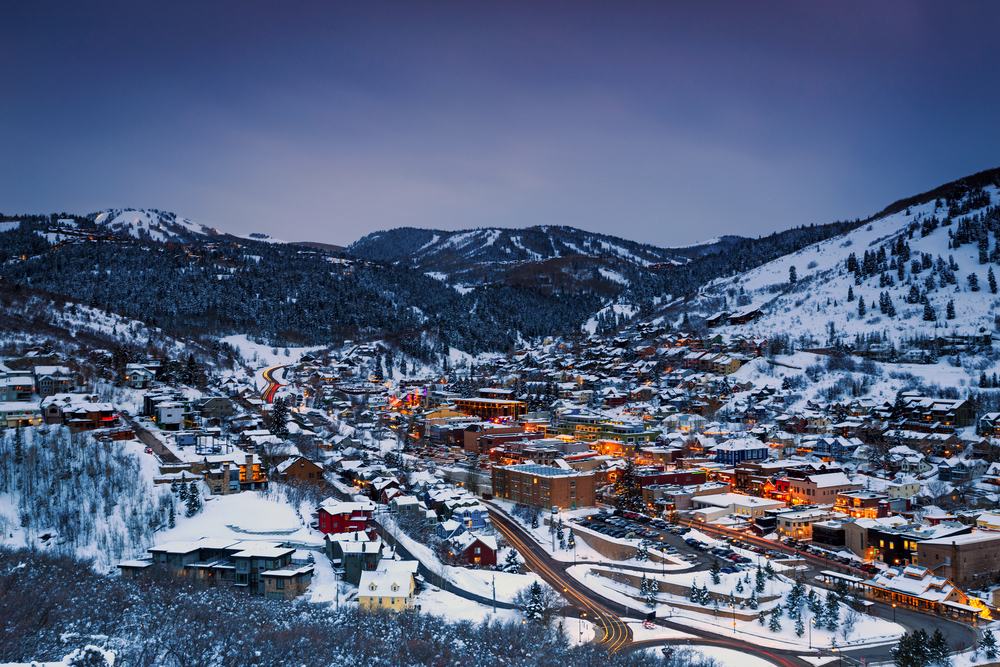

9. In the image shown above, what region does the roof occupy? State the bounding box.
[319,498,376,514]
[451,532,498,553]
[807,472,854,488]
[919,531,1000,546]
[502,463,589,477]
[358,570,414,597]
[148,538,240,554]
[261,564,314,577]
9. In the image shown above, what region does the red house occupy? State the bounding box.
[449,533,498,568]
[317,499,376,535]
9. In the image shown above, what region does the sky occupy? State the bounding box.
[2,1,999,248]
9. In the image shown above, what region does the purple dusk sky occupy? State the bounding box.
[1,1,998,247]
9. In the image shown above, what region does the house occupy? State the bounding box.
[156,402,185,430]
[358,565,416,612]
[124,364,156,389]
[40,394,115,433]
[339,537,384,585]
[449,532,498,568]
[0,402,43,428]
[450,503,490,531]
[276,456,324,483]
[937,458,987,483]
[390,495,421,515]
[139,538,302,598]
[0,375,33,402]
[195,396,235,421]
[198,453,267,494]
[713,438,769,466]
[317,499,376,535]
[262,563,314,601]
[436,519,465,540]
[33,366,74,397]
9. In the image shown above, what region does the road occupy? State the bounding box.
[490,509,631,651]
[491,509,976,664]
[261,364,289,403]
[122,415,179,463]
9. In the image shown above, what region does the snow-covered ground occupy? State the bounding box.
[567,564,905,651]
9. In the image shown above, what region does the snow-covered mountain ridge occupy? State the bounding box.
[90,208,227,242]
[671,172,1000,351]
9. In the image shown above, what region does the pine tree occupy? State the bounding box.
[769,606,782,632]
[824,591,839,631]
[858,298,866,317]
[990,267,997,294]
[168,500,176,529]
[503,548,521,573]
[614,458,643,513]
[969,273,980,292]
[982,629,998,661]
[755,565,766,592]
[847,286,855,302]
[764,562,776,580]
[522,581,546,623]
[946,300,955,320]
[530,513,539,529]
[923,302,936,321]
[13,429,23,465]
[185,483,201,517]
[269,396,290,439]
[567,528,575,550]
[748,588,759,610]
[635,540,650,562]
[758,608,767,626]
[641,575,657,609]
[789,266,797,283]
[710,559,722,585]
[795,616,805,637]
[928,628,949,667]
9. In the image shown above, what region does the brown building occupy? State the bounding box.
[491,463,595,510]
[916,532,1000,589]
[277,456,324,483]
[463,423,526,453]
[453,397,526,421]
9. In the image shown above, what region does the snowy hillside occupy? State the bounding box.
[90,208,225,242]
[682,181,1000,349]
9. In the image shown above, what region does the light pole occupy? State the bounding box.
[892,602,897,623]
[730,603,737,634]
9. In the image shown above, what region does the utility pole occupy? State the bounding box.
[492,574,496,613]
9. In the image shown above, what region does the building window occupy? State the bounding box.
[276,579,285,589]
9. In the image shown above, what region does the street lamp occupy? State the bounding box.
[892,602,897,623]
[730,603,737,634]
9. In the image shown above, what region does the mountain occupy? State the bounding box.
[346,225,693,295]
[90,208,227,242]
[654,167,1000,352]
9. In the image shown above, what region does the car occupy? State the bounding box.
[720,567,735,575]
[144,447,154,454]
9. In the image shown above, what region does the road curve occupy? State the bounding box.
[261,364,289,403]
[490,510,631,651]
